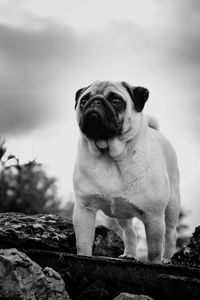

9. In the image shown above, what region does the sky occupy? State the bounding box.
[0,0,200,233]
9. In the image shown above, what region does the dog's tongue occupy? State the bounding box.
[96,140,108,149]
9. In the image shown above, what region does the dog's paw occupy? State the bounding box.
[162,258,171,264]
[118,254,137,261]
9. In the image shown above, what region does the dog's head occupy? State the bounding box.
[75,81,149,142]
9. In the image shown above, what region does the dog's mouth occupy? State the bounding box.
[79,95,122,141]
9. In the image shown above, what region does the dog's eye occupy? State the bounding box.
[80,93,91,107]
[111,98,122,106]
[81,99,86,105]
[80,97,88,106]
[108,92,124,107]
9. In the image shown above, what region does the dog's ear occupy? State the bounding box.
[75,85,91,109]
[121,81,149,112]
[75,87,86,109]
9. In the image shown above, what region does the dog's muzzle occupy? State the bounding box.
[79,95,122,140]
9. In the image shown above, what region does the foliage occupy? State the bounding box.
[0,139,61,214]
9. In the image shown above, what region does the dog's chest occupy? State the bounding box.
[77,156,125,195]
[74,155,144,219]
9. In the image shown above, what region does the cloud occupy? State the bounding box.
[0,18,154,137]
[0,0,200,138]
[0,93,50,134]
[0,21,86,135]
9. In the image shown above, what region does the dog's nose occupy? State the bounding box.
[87,111,101,126]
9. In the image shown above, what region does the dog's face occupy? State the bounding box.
[75,81,149,142]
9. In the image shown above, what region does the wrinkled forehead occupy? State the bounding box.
[86,81,126,97]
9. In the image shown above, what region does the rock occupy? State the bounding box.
[0,248,70,299]
[0,213,76,253]
[93,225,124,257]
[23,250,200,300]
[171,226,200,268]
[43,267,71,300]
[0,212,124,257]
[113,293,154,300]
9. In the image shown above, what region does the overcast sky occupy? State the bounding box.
[0,0,200,233]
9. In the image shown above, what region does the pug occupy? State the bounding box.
[73,80,180,264]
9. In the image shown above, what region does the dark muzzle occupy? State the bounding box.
[80,95,121,140]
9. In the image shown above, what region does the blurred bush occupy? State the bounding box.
[0,139,61,214]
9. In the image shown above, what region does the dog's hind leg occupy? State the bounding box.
[116,218,137,258]
[163,193,180,262]
[144,214,165,264]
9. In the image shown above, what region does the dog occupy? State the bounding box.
[73,80,180,263]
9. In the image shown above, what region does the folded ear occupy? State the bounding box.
[121,81,149,112]
[75,87,86,109]
[75,85,91,109]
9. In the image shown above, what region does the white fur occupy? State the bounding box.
[73,81,180,263]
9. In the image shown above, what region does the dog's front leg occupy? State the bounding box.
[144,214,165,264]
[73,202,97,256]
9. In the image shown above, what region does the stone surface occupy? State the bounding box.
[0,248,70,299]
[0,213,199,300]
[93,225,124,257]
[113,293,154,300]
[171,226,200,268]
[0,212,124,257]
[26,251,200,300]
[43,267,71,300]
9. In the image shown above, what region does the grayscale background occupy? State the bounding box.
[0,0,199,234]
